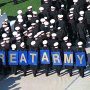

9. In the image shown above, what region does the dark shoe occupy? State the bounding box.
[46,73,48,76]
[57,72,60,76]
[24,73,26,76]
[81,75,84,78]
[69,72,72,77]
[34,74,36,77]
[15,72,17,75]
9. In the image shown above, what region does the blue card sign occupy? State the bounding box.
[51,52,62,65]
[64,52,74,66]
[0,51,6,65]
[8,50,18,65]
[40,50,50,64]
[19,51,28,65]
[75,52,86,66]
[28,51,38,65]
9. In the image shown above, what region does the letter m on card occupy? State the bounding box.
[64,52,74,66]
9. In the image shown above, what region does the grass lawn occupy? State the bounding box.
[0,0,41,20]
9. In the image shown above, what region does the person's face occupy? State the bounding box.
[47,33,50,37]
[6,40,10,43]
[24,33,27,36]
[28,17,32,20]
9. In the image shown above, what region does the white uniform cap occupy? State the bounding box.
[28,27,32,30]
[5,19,8,22]
[31,23,36,26]
[31,41,36,46]
[11,44,16,50]
[3,37,10,41]
[58,15,63,18]
[78,17,83,21]
[2,33,7,38]
[57,27,61,30]
[1,41,5,45]
[36,32,41,36]
[44,0,48,1]
[23,31,27,34]
[28,33,32,37]
[23,24,26,27]
[3,25,7,28]
[16,34,20,37]
[37,31,44,35]
[40,18,45,22]
[27,15,32,18]
[63,36,68,41]
[44,17,48,20]
[5,27,9,31]
[87,5,90,9]
[20,42,25,47]
[15,26,20,31]
[44,21,49,26]
[78,41,83,46]
[61,4,64,8]
[51,33,57,37]
[51,6,55,9]
[73,0,78,2]
[18,19,23,23]
[40,31,44,35]
[50,25,53,29]
[33,11,37,15]
[6,37,10,40]
[54,42,59,47]
[27,6,32,9]
[66,42,72,47]
[50,19,55,24]
[43,40,48,45]
[79,11,84,15]
[69,14,73,17]
[34,34,38,38]
[36,20,39,23]
[17,15,22,19]
[17,10,22,14]
[39,7,44,11]
[69,8,74,11]
[41,31,44,33]
[13,31,18,36]
[16,37,21,40]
